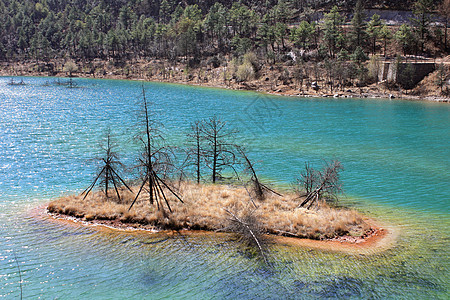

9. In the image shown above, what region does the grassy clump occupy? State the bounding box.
[47,182,370,240]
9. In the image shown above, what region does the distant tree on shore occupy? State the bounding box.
[435,63,447,93]
[1,0,448,96]
[349,0,367,51]
[63,61,78,77]
[395,24,415,55]
[412,0,435,54]
[0,0,447,65]
[322,6,345,58]
[366,14,382,54]
[379,24,393,57]
[439,0,450,51]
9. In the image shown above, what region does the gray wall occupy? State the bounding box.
[379,62,435,86]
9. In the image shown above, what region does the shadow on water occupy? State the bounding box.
[384,270,445,292]
[292,276,367,299]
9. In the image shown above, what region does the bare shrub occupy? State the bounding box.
[236,62,254,82]
[63,61,78,77]
[240,148,282,201]
[367,55,380,84]
[243,52,261,72]
[298,160,343,209]
[223,207,268,263]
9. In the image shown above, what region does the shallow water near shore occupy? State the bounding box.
[1,76,448,299]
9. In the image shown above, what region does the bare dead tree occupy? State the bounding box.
[298,160,343,209]
[223,208,268,264]
[299,162,317,195]
[200,116,238,183]
[186,120,204,184]
[81,133,132,202]
[239,148,282,201]
[128,87,183,213]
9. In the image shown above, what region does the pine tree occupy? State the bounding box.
[291,21,313,49]
[412,0,434,53]
[349,0,367,50]
[435,63,447,93]
[322,6,345,58]
[367,14,382,54]
[395,24,414,55]
[439,0,450,52]
[380,24,392,57]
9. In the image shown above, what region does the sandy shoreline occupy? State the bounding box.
[1,61,448,103]
[30,204,396,255]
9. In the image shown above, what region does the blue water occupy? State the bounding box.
[0,77,449,299]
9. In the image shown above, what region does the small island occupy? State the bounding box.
[47,98,383,252]
[47,181,373,241]
[43,89,389,257]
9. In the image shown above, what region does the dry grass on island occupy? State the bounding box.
[47,181,371,241]
[46,96,374,245]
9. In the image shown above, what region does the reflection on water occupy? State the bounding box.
[0,77,448,298]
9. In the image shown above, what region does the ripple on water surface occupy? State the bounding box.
[0,77,448,298]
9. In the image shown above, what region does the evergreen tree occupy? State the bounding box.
[176,5,203,57]
[435,63,447,93]
[230,2,257,39]
[0,40,5,61]
[275,22,288,50]
[203,3,229,51]
[412,0,434,53]
[395,24,414,55]
[272,0,294,24]
[322,6,345,58]
[380,24,392,56]
[438,0,450,52]
[159,0,171,24]
[257,21,276,53]
[291,21,313,49]
[349,0,367,50]
[366,14,382,54]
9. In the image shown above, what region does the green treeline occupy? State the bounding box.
[0,0,448,63]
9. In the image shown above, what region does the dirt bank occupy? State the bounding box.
[1,59,448,102]
[30,203,394,255]
[40,182,396,254]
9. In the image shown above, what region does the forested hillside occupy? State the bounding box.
[0,0,447,62]
[1,0,449,99]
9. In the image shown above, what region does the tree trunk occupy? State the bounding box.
[105,167,109,199]
[212,134,217,183]
[196,135,201,184]
[445,17,448,52]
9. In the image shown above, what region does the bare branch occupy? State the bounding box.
[199,116,239,183]
[297,160,343,209]
[239,148,282,201]
[223,208,268,264]
[129,86,183,212]
[81,133,130,202]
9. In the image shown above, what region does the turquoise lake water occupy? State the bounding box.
[0,77,449,299]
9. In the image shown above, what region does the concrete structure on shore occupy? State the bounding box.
[379,61,435,86]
